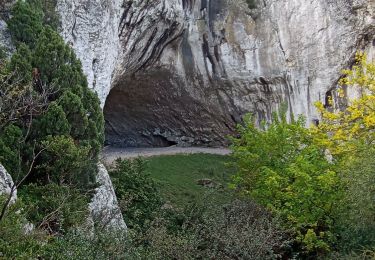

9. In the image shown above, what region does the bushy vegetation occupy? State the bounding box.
[110,158,163,231]
[0,195,130,259]
[135,198,289,259]
[20,184,90,234]
[1,0,104,187]
[335,148,375,254]
[1,0,374,258]
[108,157,290,259]
[0,0,103,238]
[0,156,289,259]
[231,53,375,257]
[231,110,340,255]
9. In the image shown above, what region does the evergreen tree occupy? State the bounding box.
[1,0,104,189]
[7,1,43,48]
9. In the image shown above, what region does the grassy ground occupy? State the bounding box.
[145,153,236,208]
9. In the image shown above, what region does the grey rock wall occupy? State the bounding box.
[57,0,375,147]
[57,0,123,104]
[0,0,15,20]
[88,163,127,231]
[0,7,14,57]
[0,164,17,205]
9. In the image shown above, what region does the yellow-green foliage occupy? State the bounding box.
[313,53,375,156]
[231,53,375,257]
[231,112,340,255]
[314,54,375,255]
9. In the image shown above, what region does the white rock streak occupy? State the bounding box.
[88,163,127,231]
[0,164,16,205]
[57,0,123,107]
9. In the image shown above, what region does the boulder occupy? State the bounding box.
[88,163,127,231]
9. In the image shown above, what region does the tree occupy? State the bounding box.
[313,53,375,255]
[0,0,104,229]
[7,1,43,48]
[1,0,104,187]
[313,53,375,156]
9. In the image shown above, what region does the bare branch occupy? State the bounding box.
[0,146,47,222]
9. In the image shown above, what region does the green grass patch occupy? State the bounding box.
[145,153,235,208]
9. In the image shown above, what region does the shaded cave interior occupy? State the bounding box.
[103,71,233,148]
[103,81,179,148]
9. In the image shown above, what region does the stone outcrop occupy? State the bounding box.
[0,164,17,205]
[57,0,375,147]
[0,0,14,57]
[57,0,123,104]
[0,19,14,56]
[88,163,127,231]
[0,0,15,20]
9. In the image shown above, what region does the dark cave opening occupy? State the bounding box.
[103,69,233,148]
[103,84,179,148]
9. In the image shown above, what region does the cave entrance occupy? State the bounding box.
[103,69,232,148]
[103,82,179,148]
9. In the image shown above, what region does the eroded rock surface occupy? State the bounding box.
[57,0,375,147]
[0,164,17,204]
[88,163,127,231]
[57,0,123,104]
[0,0,15,20]
[0,0,15,57]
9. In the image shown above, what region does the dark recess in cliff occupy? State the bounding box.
[103,69,235,148]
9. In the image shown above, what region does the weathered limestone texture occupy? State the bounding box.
[88,163,127,231]
[57,0,124,104]
[57,0,375,147]
[0,164,17,205]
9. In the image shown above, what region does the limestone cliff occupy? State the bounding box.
[0,164,17,205]
[0,0,14,56]
[88,164,127,231]
[57,0,375,147]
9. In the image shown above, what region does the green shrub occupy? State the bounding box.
[0,195,47,258]
[7,1,43,48]
[19,183,90,234]
[39,136,94,186]
[40,230,131,259]
[28,0,60,29]
[0,195,132,259]
[230,111,341,254]
[197,199,290,259]
[1,0,104,189]
[6,43,33,83]
[137,198,290,259]
[109,158,163,231]
[334,146,375,253]
[0,124,23,175]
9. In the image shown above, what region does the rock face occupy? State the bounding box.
[57,0,123,104]
[0,0,15,20]
[57,0,375,147]
[0,19,14,56]
[88,163,127,231]
[0,164,17,204]
[0,0,15,56]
